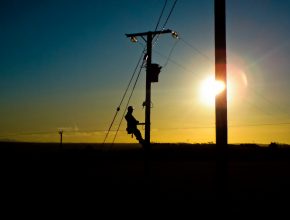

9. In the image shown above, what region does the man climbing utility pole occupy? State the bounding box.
[126,29,175,147]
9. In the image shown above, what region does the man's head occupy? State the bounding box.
[128,106,134,113]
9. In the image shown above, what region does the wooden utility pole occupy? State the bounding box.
[215,0,228,200]
[145,32,152,147]
[126,29,173,147]
[215,0,228,146]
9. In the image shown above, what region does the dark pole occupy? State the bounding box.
[214,0,228,200]
[215,0,228,147]
[59,130,63,146]
[145,32,152,147]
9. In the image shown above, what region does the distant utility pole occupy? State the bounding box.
[59,130,63,146]
[215,0,228,146]
[126,29,177,146]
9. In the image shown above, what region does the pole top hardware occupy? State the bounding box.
[125,29,178,43]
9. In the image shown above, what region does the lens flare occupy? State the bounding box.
[199,65,248,107]
[200,76,226,106]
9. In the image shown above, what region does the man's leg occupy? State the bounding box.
[133,129,144,143]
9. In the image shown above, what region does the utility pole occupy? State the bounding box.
[126,29,176,147]
[145,32,152,147]
[214,0,228,199]
[59,130,63,146]
[215,0,228,147]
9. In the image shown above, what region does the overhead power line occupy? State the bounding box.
[102,50,145,144]
[111,57,146,145]
[3,121,290,139]
[154,0,178,46]
[161,0,178,30]
[104,0,179,145]
[163,39,180,69]
[229,122,290,128]
[155,122,290,131]
[154,0,168,31]
[157,34,290,119]
[179,37,214,63]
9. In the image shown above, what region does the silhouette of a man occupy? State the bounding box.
[125,106,144,144]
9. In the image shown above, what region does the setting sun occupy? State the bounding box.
[200,76,226,106]
[199,66,248,107]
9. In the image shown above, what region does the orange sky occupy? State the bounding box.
[1,1,290,144]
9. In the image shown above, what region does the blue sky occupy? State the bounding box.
[1,0,290,144]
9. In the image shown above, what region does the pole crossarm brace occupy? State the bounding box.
[125,29,173,38]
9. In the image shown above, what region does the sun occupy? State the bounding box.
[199,75,226,106]
[198,63,248,107]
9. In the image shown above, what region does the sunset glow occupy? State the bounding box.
[1,1,290,144]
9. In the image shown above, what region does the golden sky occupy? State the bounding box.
[1,1,290,144]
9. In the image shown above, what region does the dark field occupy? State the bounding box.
[1,142,290,216]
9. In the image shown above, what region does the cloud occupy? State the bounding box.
[57,126,79,132]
